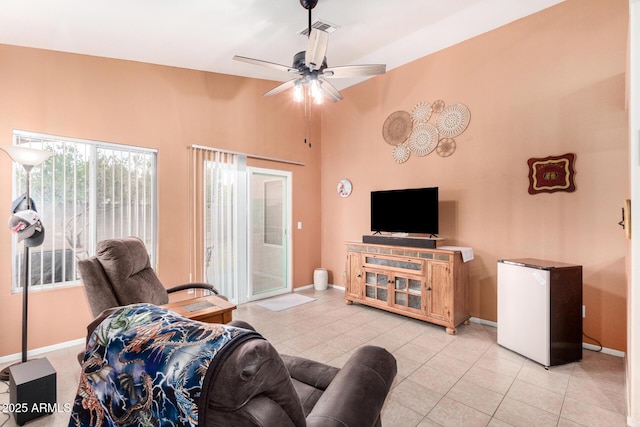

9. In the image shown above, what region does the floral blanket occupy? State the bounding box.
[68,303,258,427]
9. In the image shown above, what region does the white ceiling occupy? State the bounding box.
[0,0,564,92]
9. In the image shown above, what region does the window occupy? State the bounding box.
[10,131,157,292]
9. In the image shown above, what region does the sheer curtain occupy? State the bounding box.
[189,146,246,303]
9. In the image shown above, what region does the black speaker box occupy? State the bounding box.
[362,235,437,249]
[9,358,57,426]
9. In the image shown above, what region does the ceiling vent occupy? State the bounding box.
[299,19,339,36]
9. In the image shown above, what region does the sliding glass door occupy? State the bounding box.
[245,168,292,302]
[195,153,292,305]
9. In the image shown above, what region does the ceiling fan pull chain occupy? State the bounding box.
[307,97,311,147]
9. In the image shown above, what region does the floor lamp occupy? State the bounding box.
[0,145,53,381]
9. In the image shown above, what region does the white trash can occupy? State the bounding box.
[313,268,328,290]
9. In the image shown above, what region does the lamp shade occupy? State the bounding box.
[0,145,53,167]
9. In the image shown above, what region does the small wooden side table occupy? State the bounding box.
[162,295,236,324]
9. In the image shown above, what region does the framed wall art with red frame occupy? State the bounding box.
[527,153,576,195]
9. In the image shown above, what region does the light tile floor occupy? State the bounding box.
[0,287,628,427]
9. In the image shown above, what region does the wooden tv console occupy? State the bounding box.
[344,241,470,334]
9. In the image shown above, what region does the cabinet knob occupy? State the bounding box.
[357,274,362,278]
[427,287,432,291]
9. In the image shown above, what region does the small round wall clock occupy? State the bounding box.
[337,179,352,197]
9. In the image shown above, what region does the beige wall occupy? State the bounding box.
[0,45,322,357]
[320,0,629,351]
[0,0,630,357]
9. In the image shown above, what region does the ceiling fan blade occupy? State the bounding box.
[323,64,386,78]
[319,78,344,102]
[264,79,299,97]
[306,28,329,71]
[233,55,297,74]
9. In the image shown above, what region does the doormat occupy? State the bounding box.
[256,293,316,312]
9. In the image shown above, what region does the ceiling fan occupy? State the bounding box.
[232,0,386,103]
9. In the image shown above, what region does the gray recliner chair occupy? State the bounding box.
[77,236,223,317]
[207,319,398,427]
[72,307,397,427]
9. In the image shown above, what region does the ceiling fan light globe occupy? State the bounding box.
[293,83,304,102]
[309,79,322,98]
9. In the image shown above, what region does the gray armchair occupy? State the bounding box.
[71,306,397,427]
[77,236,223,317]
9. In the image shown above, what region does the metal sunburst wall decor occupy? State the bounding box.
[381,100,471,163]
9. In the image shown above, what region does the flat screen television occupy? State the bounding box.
[371,187,439,235]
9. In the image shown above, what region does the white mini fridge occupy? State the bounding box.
[497,259,582,367]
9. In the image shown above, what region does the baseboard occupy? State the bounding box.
[470,317,497,328]
[0,337,85,364]
[295,284,342,291]
[582,342,625,357]
[470,317,624,357]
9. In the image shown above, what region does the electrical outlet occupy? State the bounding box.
[582,305,586,318]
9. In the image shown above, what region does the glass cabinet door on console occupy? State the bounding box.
[364,270,389,303]
[392,275,423,312]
